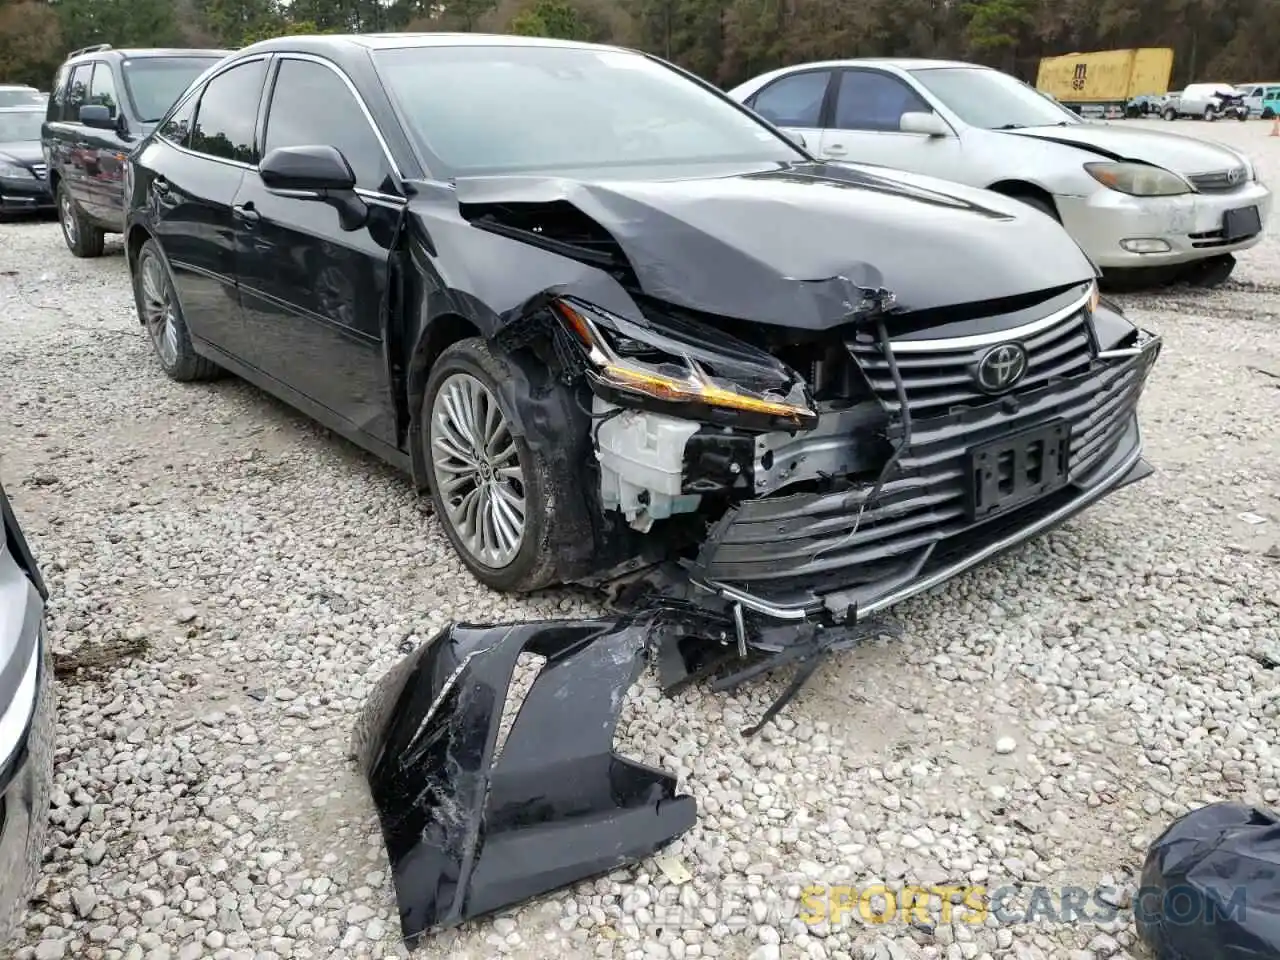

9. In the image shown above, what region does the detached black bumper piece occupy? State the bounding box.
[351,618,697,946]
[1135,801,1280,960]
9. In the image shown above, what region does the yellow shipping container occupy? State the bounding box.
[1036,48,1174,104]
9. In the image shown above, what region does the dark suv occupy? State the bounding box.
[42,44,229,257]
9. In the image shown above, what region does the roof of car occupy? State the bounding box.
[240,32,630,55]
[64,47,230,63]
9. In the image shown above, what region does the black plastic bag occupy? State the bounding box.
[1134,801,1280,959]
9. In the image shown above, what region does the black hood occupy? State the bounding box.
[0,141,41,168]
[446,161,1096,330]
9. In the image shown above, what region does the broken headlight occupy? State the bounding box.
[553,298,818,432]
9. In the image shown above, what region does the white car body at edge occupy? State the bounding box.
[728,58,1271,271]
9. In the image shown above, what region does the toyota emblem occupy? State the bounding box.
[1227,166,1243,184]
[975,343,1028,393]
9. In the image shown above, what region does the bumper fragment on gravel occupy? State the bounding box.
[350,617,697,945]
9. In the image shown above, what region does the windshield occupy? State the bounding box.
[0,88,44,108]
[374,45,803,177]
[909,66,1082,129]
[0,109,43,142]
[123,56,224,122]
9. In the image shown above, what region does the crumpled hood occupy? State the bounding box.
[0,140,41,168]
[452,161,1096,328]
[1005,124,1248,175]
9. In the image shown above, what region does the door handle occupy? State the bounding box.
[233,202,259,224]
[152,176,169,195]
[825,143,848,156]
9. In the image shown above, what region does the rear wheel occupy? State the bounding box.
[56,181,104,258]
[1163,107,1177,121]
[1264,107,1275,120]
[131,239,221,382]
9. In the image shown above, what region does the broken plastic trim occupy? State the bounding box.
[351,619,697,945]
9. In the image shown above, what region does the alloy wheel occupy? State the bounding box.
[59,192,77,247]
[429,372,527,569]
[139,253,179,367]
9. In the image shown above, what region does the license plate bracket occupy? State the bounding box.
[966,420,1070,522]
[1223,205,1262,242]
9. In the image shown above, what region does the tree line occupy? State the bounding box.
[0,0,1275,94]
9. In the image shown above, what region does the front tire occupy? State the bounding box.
[423,338,564,593]
[1163,107,1177,121]
[1204,105,1218,121]
[56,181,104,258]
[130,239,220,382]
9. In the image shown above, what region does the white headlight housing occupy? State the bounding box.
[1084,161,1191,197]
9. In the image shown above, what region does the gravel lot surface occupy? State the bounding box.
[2,119,1278,960]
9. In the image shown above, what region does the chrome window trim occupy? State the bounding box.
[887,286,1095,354]
[154,51,408,205]
[158,54,270,166]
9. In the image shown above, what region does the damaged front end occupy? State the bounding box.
[439,175,1162,729]
[351,618,697,946]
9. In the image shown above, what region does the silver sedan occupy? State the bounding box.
[728,59,1271,285]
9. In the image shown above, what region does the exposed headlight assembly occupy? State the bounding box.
[552,298,818,432]
[1084,161,1191,197]
[0,158,33,179]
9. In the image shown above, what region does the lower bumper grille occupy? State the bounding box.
[693,339,1160,607]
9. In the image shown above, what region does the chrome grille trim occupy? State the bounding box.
[848,288,1097,416]
[1189,167,1247,193]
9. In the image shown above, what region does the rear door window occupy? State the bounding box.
[189,59,268,164]
[750,71,831,128]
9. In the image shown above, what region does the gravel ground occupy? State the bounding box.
[2,118,1278,960]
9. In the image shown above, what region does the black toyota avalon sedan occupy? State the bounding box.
[121,33,1160,643]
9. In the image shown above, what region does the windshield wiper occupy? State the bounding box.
[996,123,1026,130]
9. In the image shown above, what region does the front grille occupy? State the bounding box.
[1189,168,1246,193]
[847,302,1094,416]
[1187,226,1259,249]
[695,344,1159,599]
[30,163,46,180]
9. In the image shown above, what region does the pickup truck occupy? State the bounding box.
[1162,83,1249,121]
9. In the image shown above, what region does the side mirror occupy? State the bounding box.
[899,111,949,137]
[79,104,114,129]
[260,145,366,232]
[260,145,356,194]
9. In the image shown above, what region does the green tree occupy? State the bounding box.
[0,1,63,87]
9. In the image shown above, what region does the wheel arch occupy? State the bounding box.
[406,312,484,491]
[125,221,153,279]
[986,180,1060,221]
